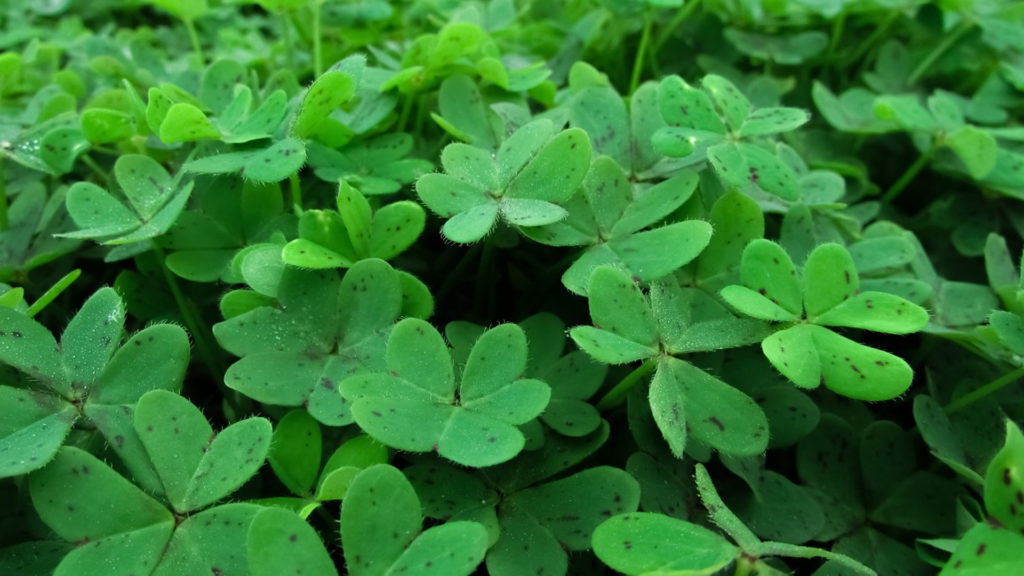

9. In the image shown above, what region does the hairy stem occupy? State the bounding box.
[289,171,303,215]
[944,365,1024,416]
[597,359,656,412]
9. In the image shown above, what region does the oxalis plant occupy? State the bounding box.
[3,1,1024,575]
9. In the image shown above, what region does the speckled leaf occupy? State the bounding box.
[389,522,487,576]
[340,464,422,576]
[763,324,913,401]
[738,239,802,315]
[510,466,640,550]
[0,307,65,390]
[873,94,936,132]
[62,181,139,239]
[59,287,124,388]
[134,390,214,510]
[728,470,824,544]
[433,74,500,149]
[398,271,434,320]
[242,139,306,183]
[430,22,484,67]
[89,324,190,404]
[739,142,801,200]
[984,420,1024,532]
[268,410,322,497]
[871,471,957,535]
[947,125,997,179]
[758,386,819,449]
[52,521,174,576]
[658,75,726,133]
[0,388,76,478]
[487,505,568,576]
[698,192,764,281]
[703,74,751,131]
[506,128,591,203]
[113,154,173,220]
[442,202,499,243]
[39,127,88,174]
[30,446,172,541]
[611,220,713,281]
[570,85,629,167]
[0,541,71,576]
[803,243,859,317]
[672,358,768,456]
[650,360,687,458]
[292,71,355,140]
[586,266,658,348]
[337,180,373,257]
[385,318,454,399]
[159,102,221,143]
[569,326,658,365]
[153,503,259,576]
[437,408,530,467]
[720,285,801,322]
[370,201,425,260]
[181,415,272,511]
[815,291,928,333]
[539,351,605,437]
[593,512,738,575]
[248,507,338,576]
[500,198,568,227]
[612,170,699,238]
[739,107,811,137]
[81,108,135,143]
[938,522,1024,575]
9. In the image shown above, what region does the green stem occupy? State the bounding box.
[26,269,81,318]
[396,91,415,133]
[311,0,323,77]
[652,0,700,52]
[281,11,296,70]
[881,146,934,204]
[81,154,109,184]
[152,243,226,384]
[289,172,303,215]
[182,18,205,65]
[944,365,1024,416]
[434,243,483,305]
[596,359,656,412]
[845,11,897,68]
[0,157,7,232]
[629,12,653,95]
[908,18,973,85]
[827,12,846,61]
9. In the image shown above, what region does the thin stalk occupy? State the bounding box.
[81,154,109,185]
[281,11,296,70]
[629,12,653,95]
[827,12,846,62]
[289,172,303,215]
[396,92,415,133]
[845,11,897,68]
[152,243,226,384]
[26,269,81,318]
[182,18,205,65]
[652,0,700,53]
[0,157,7,231]
[435,243,483,306]
[881,146,934,204]
[908,19,973,85]
[311,0,323,76]
[944,365,1024,416]
[597,359,656,412]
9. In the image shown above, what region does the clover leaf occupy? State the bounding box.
[340,464,488,576]
[341,319,550,467]
[0,288,189,480]
[281,180,425,268]
[416,118,592,243]
[308,133,433,195]
[61,154,193,245]
[216,259,405,426]
[721,240,929,400]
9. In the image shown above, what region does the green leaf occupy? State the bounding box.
[720,285,800,322]
[29,447,173,541]
[242,139,307,183]
[569,326,658,364]
[385,318,454,399]
[388,522,487,576]
[697,191,764,282]
[63,181,139,238]
[593,512,738,575]
[649,360,687,458]
[506,128,592,203]
[0,387,76,478]
[739,107,811,137]
[268,410,322,497]
[946,125,997,179]
[728,470,825,544]
[803,243,858,318]
[586,266,658,348]
[154,503,259,576]
[442,202,499,243]
[248,507,339,576]
[984,420,1024,532]
[292,70,355,140]
[134,389,213,509]
[340,464,422,576]
[159,102,221,143]
[814,291,929,334]
[737,239,802,315]
[658,75,726,133]
[0,307,65,390]
[939,522,1024,575]
[81,108,136,143]
[370,201,425,260]
[702,74,751,131]
[762,325,913,401]
[89,324,190,404]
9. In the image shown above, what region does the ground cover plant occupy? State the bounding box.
[2,0,1024,574]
